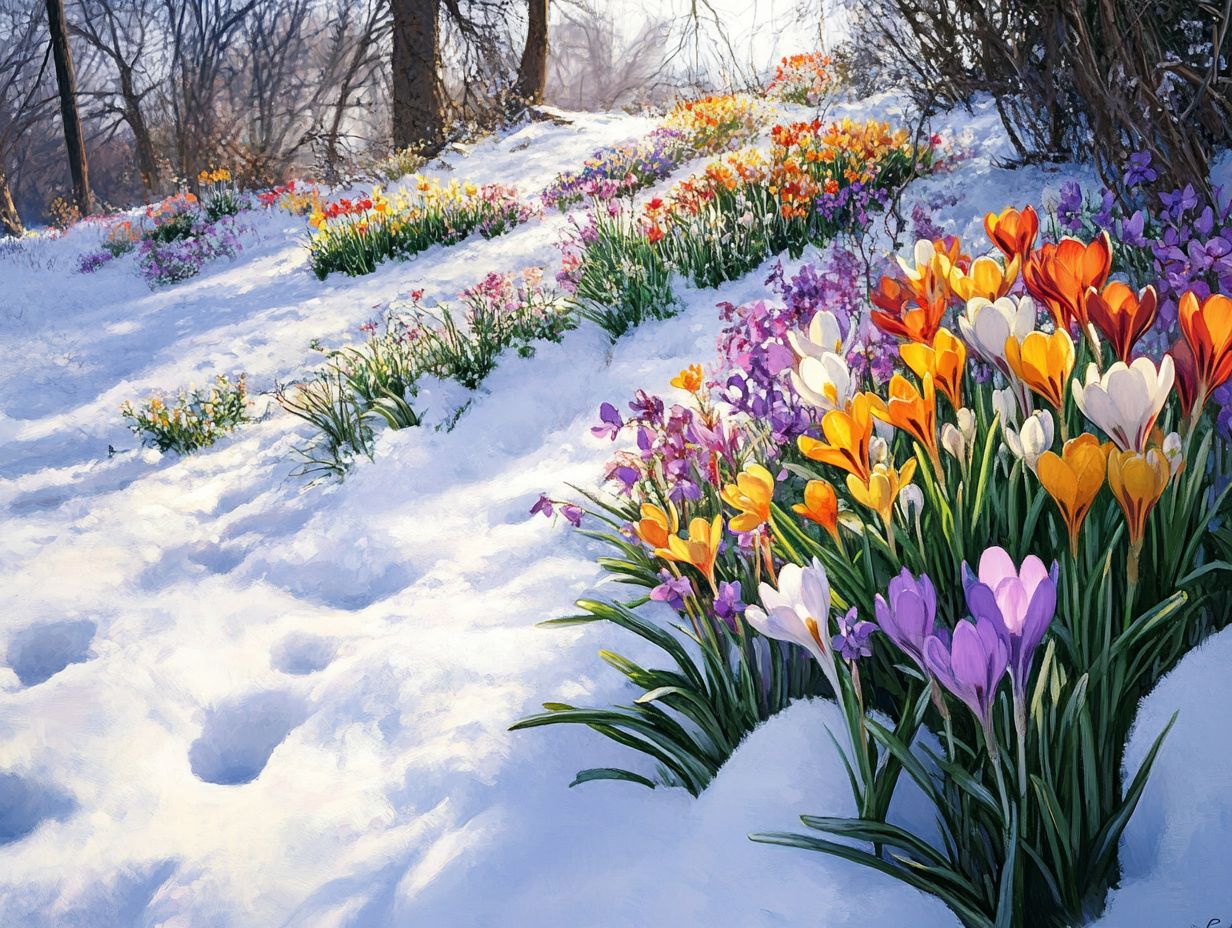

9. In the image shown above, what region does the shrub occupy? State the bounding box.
[369,144,426,182]
[144,192,199,244]
[276,370,376,481]
[121,374,248,455]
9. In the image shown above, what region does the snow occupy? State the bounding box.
[1,100,1229,926]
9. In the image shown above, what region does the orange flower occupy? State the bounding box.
[635,502,679,549]
[869,271,947,343]
[1107,447,1171,548]
[655,515,724,589]
[792,479,839,542]
[899,328,966,410]
[1085,282,1158,364]
[1004,328,1075,410]
[1177,291,1232,413]
[947,254,1019,303]
[671,363,704,394]
[798,393,875,483]
[1035,434,1109,556]
[869,374,941,470]
[984,205,1039,263]
[721,464,775,534]
[1169,337,1201,419]
[1023,233,1112,328]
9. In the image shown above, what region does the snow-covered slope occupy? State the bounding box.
[1,101,1229,927]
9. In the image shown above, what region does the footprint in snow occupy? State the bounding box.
[6,619,96,687]
[270,633,338,676]
[188,691,309,786]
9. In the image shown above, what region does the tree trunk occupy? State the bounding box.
[391,0,445,154]
[118,65,160,194]
[0,171,24,237]
[512,0,548,108]
[45,0,93,217]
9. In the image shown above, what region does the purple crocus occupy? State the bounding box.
[923,616,1009,732]
[833,607,876,661]
[650,570,693,610]
[591,402,623,440]
[961,546,1058,701]
[560,503,583,528]
[712,580,746,630]
[874,568,940,672]
[530,494,553,518]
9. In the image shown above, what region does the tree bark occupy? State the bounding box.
[391,0,445,154]
[512,0,548,108]
[45,0,93,217]
[0,171,24,237]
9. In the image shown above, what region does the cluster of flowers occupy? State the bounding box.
[136,215,246,286]
[197,167,245,220]
[121,374,248,455]
[558,117,939,337]
[540,129,688,212]
[256,179,322,216]
[660,93,765,156]
[525,205,1232,926]
[764,51,835,108]
[307,177,539,279]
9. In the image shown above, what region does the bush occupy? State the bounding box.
[121,374,248,455]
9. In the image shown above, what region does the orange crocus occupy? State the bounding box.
[721,464,775,534]
[1023,232,1112,328]
[1085,282,1158,364]
[655,514,724,590]
[869,271,947,343]
[1035,434,1109,556]
[1107,447,1171,548]
[1004,328,1075,410]
[792,478,840,542]
[797,393,875,483]
[870,374,941,470]
[899,328,966,410]
[635,502,679,549]
[1169,337,1201,419]
[984,205,1039,263]
[671,363,705,394]
[1177,291,1232,413]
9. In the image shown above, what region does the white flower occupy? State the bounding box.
[942,422,967,462]
[992,387,1022,428]
[787,309,844,360]
[1003,409,1054,472]
[791,352,853,412]
[897,238,937,280]
[745,558,839,694]
[897,483,925,526]
[1072,356,1175,452]
[869,434,890,467]
[1163,431,1183,476]
[958,295,1038,376]
[957,407,976,447]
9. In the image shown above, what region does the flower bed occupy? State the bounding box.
[521,204,1232,927]
[306,178,539,279]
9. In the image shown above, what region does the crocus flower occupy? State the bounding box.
[947,254,1019,303]
[1004,328,1075,411]
[847,458,918,534]
[1023,233,1112,328]
[744,558,840,695]
[1072,356,1175,452]
[874,567,939,671]
[787,309,844,359]
[1107,447,1171,548]
[635,501,679,549]
[870,270,947,343]
[1085,283,1158,364]
[713,580,746,630]
[833,607,876,661]
[1003,409,1054,472]
[899,327,965,410]
[792,478,840,542]
[924,616,1009,733]
[984,205,1039,263]
[1169,337,1201,419]
[655,515,723,590]
[1178,291,1232,415]
[962,547,1058,702]
[958,295,1037,383]
[791,351,853,412]
[798,393,875,482]
[671,363,705,394]
[530,494,553,517]
[591,402,623,440]
[650,570,693,610]
[1035,434,1110,556]
[721,464,775,534]
[869,374,942,471]
[560,504,583,528]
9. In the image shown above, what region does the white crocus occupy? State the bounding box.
[791,351,853,412]
[869,434,890,467]
[1163,431,1184,476]
[1072,356,1175,452]
[957,407,977,447]
[958,295,1038,375]
[992,387,1021,428]
[1003,409,1055,472]
[897,238,937,281]
[745,558,839,695]
[941,422,967,462]
[787,309,844,361]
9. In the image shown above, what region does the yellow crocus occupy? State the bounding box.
[798,393,875,483]
[899,328,966,411]
[869,374,941,471]
[947,254,1019,302]
[721,464,775,533]
[1107,447,1170,548]
[1035,433,1109,556]
[655,515,724,590]
[1004,328,1075,410]
[635,501,679,549]
[847,459,918,533]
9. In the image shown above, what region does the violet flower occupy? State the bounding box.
[873,567,940,672]
[833,607,876,661]
[530,494,553,518]
[591,402,623,440]
[712,580,746,630]
[650,570,693,611]
[923,616,1009,733]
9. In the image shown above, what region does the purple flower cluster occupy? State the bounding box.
[475,184,540,239]
[815,180,891,230]
[592,390,711,503]
[137,216,244,287]
[77,249,114,273]
[541,128,688,212]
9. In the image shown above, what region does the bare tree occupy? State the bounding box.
[45,0,93,215]
[511,0,547,108]
[391,0,446,153]
[0,1,55,234]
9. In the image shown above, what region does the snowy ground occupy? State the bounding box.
[1,99,1230,927]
